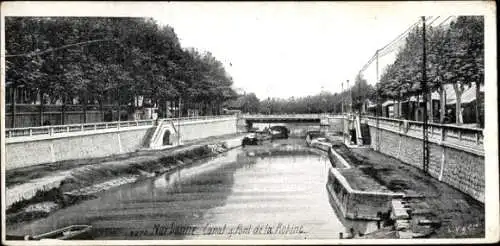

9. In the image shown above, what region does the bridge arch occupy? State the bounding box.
[269,125,290,138]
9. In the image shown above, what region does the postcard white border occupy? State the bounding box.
[1,1,498,245]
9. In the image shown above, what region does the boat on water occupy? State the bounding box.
[6,225,92,240]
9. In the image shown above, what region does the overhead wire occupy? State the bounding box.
[359,15,446,74]
[358,17,421,74]
[436,16,453,27]
[378,16,440,58]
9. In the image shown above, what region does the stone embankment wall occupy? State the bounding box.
[326,167,404,220]
[325,116,344,134]
[310,141,403,220]
[179,117,237,141]
[6,127,152,170]
[6,117,239,170]
[364,116,484,203]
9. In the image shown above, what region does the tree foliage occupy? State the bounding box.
[376,16,484,124]
[5,17,236,116]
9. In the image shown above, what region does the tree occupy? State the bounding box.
[427,25,452,123]
[440,17,484,125]
[5,17,238,125]
[351,74,375,113]
[375,17,484,125]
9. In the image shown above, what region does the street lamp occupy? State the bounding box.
[341,82,344,115]
[341,81,345,144]
[347,80,351,114]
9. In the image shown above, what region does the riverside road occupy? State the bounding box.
[7,139,351,240]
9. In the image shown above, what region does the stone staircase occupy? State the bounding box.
[147,120,180,149]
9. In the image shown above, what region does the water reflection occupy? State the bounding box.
[9,143,349,240]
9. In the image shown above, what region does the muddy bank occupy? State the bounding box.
[6,133,243,188]
[6,135,244,226]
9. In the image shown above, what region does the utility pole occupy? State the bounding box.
[375,49,380,151]
[11,86,16,128]
[347,80,351,114]
[117,85,121,124]
[178,97,182,144]
[341,82,344,115]
[422,16,430,174]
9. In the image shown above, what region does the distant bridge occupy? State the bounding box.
[239,114,331,123]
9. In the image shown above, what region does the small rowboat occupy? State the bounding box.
[7,225,92,240]
[33,225,92,240]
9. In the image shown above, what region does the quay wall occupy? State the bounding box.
[179,117,237,142]
[365,116,485,203]
[6,117,238,170]
[326,166,404,220]
[6,127,152,170]
[309,141,403,220]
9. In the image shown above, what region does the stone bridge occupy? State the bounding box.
[237,113,344,132]
[240,114,324,122]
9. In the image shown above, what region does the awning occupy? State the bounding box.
[402,83,483,105]
[446,83,484,105]
[382,100,395,107]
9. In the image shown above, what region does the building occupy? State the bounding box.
[365,83,484,125]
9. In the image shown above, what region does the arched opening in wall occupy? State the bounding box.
[163,130,171,146]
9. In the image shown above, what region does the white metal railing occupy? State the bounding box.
[240,113,333,119]
[158,114,235,123]
[5,115,237,139]
[363,116,484,150]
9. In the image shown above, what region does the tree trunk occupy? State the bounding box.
[453,83,463,125]
[397,97,401,118]
[428,91,433,123]
[167,100,168,118]
[439,85,446,123]
[116,96,120,122]
[99,101,104,122]
[83,93,87,123]
[475,81,481,127]
[39,90,44,126]
[11,87,16,128]
[179,98,183,118]
[415,95,420,121]
[61,96,66,125]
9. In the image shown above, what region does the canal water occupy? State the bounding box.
[8,140,348,240]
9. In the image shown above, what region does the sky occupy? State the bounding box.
[1,1,493,100]
[151,2,425,99]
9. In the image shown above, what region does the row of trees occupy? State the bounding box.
[5,17,236,125]
[233,77,374,115]
[377,16,484,125]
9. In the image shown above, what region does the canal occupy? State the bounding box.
[8,139,348,240]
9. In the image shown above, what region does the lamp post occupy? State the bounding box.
[421,16,429,174]
[347,80,351,114]
[341,82,344,115]
[341,81,345,143]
